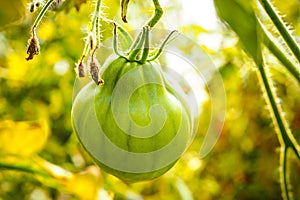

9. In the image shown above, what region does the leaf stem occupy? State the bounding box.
[259,0,300,63]
[258,20,300,84]
[258,62,300,158]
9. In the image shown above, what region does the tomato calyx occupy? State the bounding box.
[112,22,178,65]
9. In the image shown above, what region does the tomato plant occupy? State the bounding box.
[0,0,299,199]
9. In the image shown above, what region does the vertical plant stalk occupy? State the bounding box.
[257,61,300,200]
[77,0,102,77]
[258,20,300,84]
[92,0,102,46]
[259,0,300,63]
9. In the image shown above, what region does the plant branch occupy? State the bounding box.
[259,0,300,63]
[146,0,163,28]
[258,20,300,84]
[257,60,300,199]
[32,0,55,29]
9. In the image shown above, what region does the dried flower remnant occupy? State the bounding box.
[77,61,86,78]
[26,29,40,61]
[89,58,104,85]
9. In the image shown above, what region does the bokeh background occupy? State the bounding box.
[0,0,300,199]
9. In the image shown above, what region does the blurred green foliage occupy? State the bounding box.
[0,0,299,199]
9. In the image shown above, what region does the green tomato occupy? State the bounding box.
[72,56,193,183]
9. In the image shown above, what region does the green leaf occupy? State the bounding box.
[214,0,262,64]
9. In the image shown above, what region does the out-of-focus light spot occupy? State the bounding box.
[54,60,70,75]
[188,157,203,171]
[180,0,219,30]
[198,32,223,51]
[72,154,85,167]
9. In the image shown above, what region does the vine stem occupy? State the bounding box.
[259,0,300,63]
[280,147,291,200]
[32,0,55,29]
[146,0,163,28]
[257,60,300,199]
[78,0,102,62]
[258,20,300,84]
[93,0,102,45]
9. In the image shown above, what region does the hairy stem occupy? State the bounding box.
[92,0,102,46]
[280,147,292,200]
[258,20,300,84]
[258,61,300,158]
[257,60,300,199]
[32,0,55,29]
[78,0,102,63]
[259,0,300,63]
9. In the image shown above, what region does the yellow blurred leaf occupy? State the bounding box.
[0,0,26,29]
[37,158,106,200]
[0,120,49,156]
[62,167,103,200]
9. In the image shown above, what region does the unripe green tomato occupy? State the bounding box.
[72,57,193,183]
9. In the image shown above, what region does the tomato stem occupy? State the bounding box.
[31,0,55,30]
[258,20,300,85]
[146,0,163,28]
[257,60,300,199]
[259,0,300,63]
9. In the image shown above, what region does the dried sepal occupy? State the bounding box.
[26,29,40,61]
[89,48,104,85]
[76,60,86,78]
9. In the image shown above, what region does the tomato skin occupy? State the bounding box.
[72,57,192,182]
